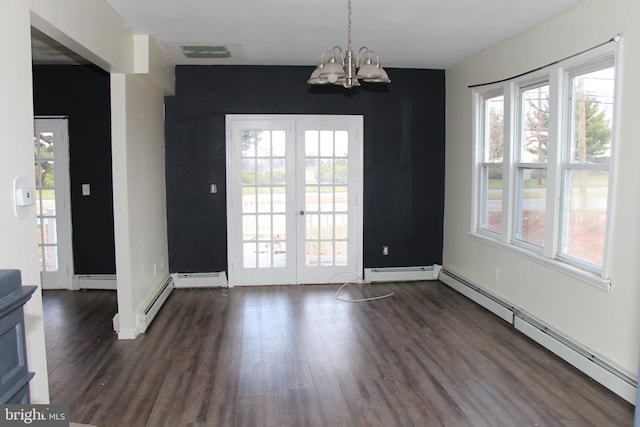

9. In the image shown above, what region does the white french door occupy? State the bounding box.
[34,117,74,289]
[226,115,363,286]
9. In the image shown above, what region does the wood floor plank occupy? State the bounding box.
[43,283,634,426]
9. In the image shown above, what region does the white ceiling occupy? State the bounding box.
[35,0,585,69]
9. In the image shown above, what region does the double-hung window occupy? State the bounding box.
[473,43,617,288]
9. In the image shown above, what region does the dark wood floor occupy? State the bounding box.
[43,282,634,427]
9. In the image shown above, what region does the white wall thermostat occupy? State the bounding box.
[14,176,35,220]
[15,186,35,207]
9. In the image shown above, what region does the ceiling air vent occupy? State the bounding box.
[181,45,231,59]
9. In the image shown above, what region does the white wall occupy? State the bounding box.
[0,0,174,401]
[0,0,49,404]
[444,0,640,377]
[111,72,170,338]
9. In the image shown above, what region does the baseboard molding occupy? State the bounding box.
[172,272,228,288]
[73,274,117,290]
[112,314,138,340]
[439,268,637,404]
[364,265,441,283]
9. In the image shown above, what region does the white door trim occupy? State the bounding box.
[34,117,74,289]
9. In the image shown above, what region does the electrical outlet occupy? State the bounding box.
[382,246,389,256]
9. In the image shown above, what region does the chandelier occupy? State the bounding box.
[307,0,391,89]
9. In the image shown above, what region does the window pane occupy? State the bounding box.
[305,131,319,156]
[320,131,334,157]
[272,131,286,157]
[560,169,608,267]
[569,67,614,165]
[484,95,504,162]
[335,131,348,157]
[482,165,503,233]
[520,85,549,163]
[480,93,504,235]
[256,131,271,156]
[517,168,547,246]
[241,131,257,157]
[272,158,285,185]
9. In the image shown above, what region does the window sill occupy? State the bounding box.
[468,232,612,293]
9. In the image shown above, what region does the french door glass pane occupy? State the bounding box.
[241,129,287,269]
[35,131,58,272]
[560,169,608,267]
[304,129,349,267]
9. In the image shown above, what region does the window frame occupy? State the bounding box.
[471,43,618,291]
[476,89,505,238]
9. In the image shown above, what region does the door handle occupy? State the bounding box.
[299,210,305,216]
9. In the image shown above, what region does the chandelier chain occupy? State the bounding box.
[347,0,352,51]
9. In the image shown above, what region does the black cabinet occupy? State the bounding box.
[0,270,37,404]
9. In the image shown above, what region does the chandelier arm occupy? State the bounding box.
[332,46,345,65]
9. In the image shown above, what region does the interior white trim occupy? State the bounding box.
[112,314,138,340]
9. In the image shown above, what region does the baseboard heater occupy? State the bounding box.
[137,276,174,333]
[172,272,228,288]
[73,274,117,290]
[439,268,637,404]
[364,265,441,283]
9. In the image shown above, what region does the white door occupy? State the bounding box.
[34,117,74,289]
[226,115,363,286]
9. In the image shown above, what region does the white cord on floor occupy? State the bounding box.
[332,274,394,303]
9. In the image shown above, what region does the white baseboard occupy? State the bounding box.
[73,274,117,290]
[364,265,441,282]
[173,272,228,288]
[112,313,138,340]
[439,268,636,404]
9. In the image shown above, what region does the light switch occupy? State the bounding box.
[210,183,218,194]
[82,183,91,196]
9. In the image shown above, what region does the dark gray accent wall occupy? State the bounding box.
[166,65,445,274]
[32,65,115,275]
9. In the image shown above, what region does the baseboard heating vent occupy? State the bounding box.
[514,313,636,403]
[73,274,117,290]
[173,272,228,288]
[439,268,637,404]
[137,276,174,333]
[438,269,514,323]
[364,265,441,283]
